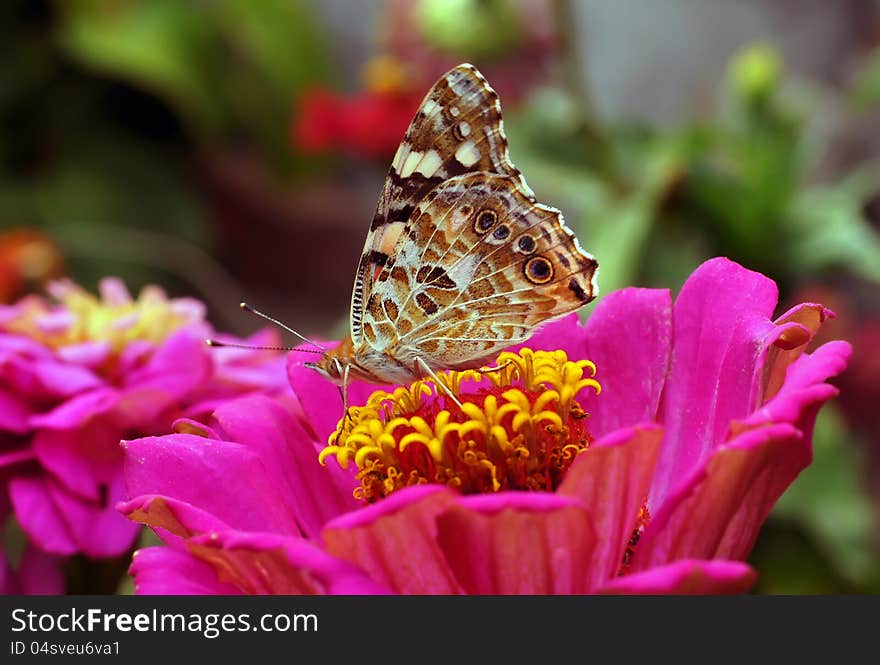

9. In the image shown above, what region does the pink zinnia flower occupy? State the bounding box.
[118,258,850,594]
[0,278,289,588]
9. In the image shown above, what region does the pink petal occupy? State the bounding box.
[600,560,757,594]
[580,289,673,437]
[558,423,662,584]
[435,492,598,594]
[47,473,139,558]
[116,340,153,375]
[321,485,462,594]
[118,494,232,543]
[6,357,103,399]
[33,429,102,502]
[735,340,851,439]
[122,433,301,535]
[651,257,780,504]
[0,386,30,433]
[512,312,587,360]
[760,303,834,402]
[35,310,74,333]
[29,388,120,429]
[33,413,125,504]
[211,395,359,538]
[169,298,208,325]
[0,332,54,358]
[56,340,112,368]
[0,448,36,471]
[206,329,288,391]
[122,330,211,400]
[9,476,77,555]
[286,346,384,443]
[634,423,808,570]
[184,530,391,595]
[130,547,243,595]
[17,543,68,595]
[98,277,133,305]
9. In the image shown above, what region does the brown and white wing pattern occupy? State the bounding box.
[360,173,599,370]
[350,63,534,346]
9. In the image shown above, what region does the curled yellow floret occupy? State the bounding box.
[320,348,601,502]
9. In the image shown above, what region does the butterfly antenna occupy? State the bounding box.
[238,302,328,351]
[204,340,324,354]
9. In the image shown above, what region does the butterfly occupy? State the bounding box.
[306,63,599,402]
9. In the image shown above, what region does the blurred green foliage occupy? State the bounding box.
[506,42,880,299]
[850,46,880,112]
[58,0,331,167]
[415,0,524,59]
[0,0,331,298]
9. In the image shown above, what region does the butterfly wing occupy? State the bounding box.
[350,63,532,345]
[360,172,598,369]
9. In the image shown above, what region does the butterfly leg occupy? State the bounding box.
[340,363,355,425]
[414,357,463,409]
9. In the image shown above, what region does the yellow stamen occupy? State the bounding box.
[320,348,602,502]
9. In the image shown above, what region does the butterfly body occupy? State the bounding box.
[308,64,598,389]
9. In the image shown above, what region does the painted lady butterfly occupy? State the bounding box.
[307,63,599,398]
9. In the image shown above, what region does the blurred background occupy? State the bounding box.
[1,0,878,592]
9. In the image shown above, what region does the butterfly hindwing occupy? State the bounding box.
[360,173,598,369]
[350,64,532,346]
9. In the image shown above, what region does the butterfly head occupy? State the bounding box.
[305,353,345,384]
[303,336,357,386]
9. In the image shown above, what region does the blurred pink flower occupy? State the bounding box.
[119,258,849,594]
[0,278,289,586]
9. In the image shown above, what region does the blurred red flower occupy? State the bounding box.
[292,86,424,159]
[0,229,64,304]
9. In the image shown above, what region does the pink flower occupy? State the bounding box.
[119,258,850,594]
[0,278,289,587]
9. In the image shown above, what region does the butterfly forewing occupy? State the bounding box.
[350,64,532,345]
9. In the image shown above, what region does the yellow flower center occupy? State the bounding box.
[320,348,602,502]
[3,278,202,353]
